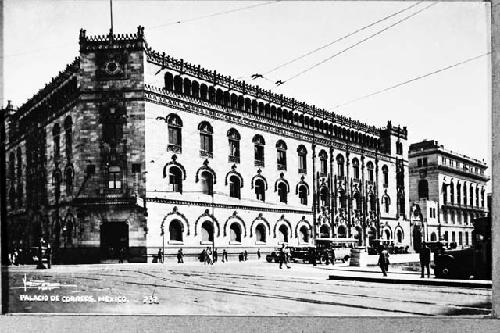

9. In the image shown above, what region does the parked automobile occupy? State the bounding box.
[434,247,474,279]
[289,246,315,263]
[265,248,281,263]
[315,238,357,263]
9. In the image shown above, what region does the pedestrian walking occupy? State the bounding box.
[158,248,163,263]
[118,247,125,264]
[378,246,390,277]
[309,247,317,266]
[330,247,335,266]
[201,249,206,264]
[222,249,228,262]
[420,242,431,278]
[177,248,184,263]
[207,247,213,265]
[257,248,261,260]
[244,250,248,261]
[279,244,290,269]
[213,249,218,263]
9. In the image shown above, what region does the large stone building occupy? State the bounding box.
[409,140,489,250]
[2,27,410,263]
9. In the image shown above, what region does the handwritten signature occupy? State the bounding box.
[14,274,78,292]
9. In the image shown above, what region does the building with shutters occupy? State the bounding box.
[2,27,410,263]
[408,140,489,250]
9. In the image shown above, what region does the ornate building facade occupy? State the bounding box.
[2,27,410,263]
[409,140,489,250]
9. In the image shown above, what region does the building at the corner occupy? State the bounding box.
[408,140,489,250]
[2,27,410,263]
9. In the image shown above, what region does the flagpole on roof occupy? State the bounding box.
[110,0,114,35]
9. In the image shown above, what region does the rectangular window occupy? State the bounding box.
[277,151,286,169]
[423,158,427,166]
[229,140,240,158]
[417,159,422,167]
[108,166,122,189]
[169,127,181,146]
[254,145,264,166]
[200,133,212,153]
[299,155,307,173]
[452,231,456,243]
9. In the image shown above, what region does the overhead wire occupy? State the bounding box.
[278,2,438,86]
[149,1,280,29]
[262,1,423,77]
[332,52,491,109]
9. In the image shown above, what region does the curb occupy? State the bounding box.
[328,274,492,288]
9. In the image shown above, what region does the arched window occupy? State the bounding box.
[463,182,468,205]
[430,232,437,242]
[450,210,455,224]
[299,225,310,243]
[169,166,183,193]
[255,179,266,201]
[396,229,403,243]
[52,123,60,160]
[227,128,240,163]
[319,150,328,175]
[320,186,329,206]
[108,165,122,189]
[418,179,429,199]
[277,182,288,203]
[276,140,287,170]
[253,134,265,167]
[369,194,376,212]
[169,220,183,242]
[164,72,174,91]
[102,105,125,148]
[53,169,62,201]
[384,229,391,240]
[278,224,289,243]
[337,225,346,238]
[298,185,308,205]
[481,188,485,207]
[382,165,389,187]
[320,224,330,238]
[229,175,241,199]
[366,161,374,182]
[198,121,213,157]
[255,224,266,242]
[201,221,214,242]
[382,194,390,213]
[352,158,360,180]
[470,184,474,206]
[230,223,242,242]
[200,171,213,195]
[65,166,74,196]
[450,182,455,204]
[64,116,73,160]
[167,114,183,152]
[352,192,361,211]
[297,145,307,173]
[336,154,345,178]
[339,190,347,209]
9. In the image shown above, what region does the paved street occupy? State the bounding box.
[5,261,491,316]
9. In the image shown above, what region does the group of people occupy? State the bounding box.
[377,241,433,278]
[199,248,230,264]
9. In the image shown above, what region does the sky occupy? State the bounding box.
[2,0,492,183]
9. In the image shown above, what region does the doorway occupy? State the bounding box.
[100,222,129,259]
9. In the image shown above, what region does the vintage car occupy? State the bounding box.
[265,248,282,263]
[433,247,474,279]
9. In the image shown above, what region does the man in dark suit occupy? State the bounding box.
[420,242,431,278]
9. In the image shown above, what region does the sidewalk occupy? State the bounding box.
[320,264,492,288]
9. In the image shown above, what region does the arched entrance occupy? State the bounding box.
[201,221,214,242]
[299,225,309,243]
[255,224,266,242]
[278,224,289,243]
[100,222,129,260]
[169,220,183,242]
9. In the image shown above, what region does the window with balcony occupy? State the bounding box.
[382,165,388,187]
[253,134,265,167]
[352,158,360,180]
[198,121,213,158]
[276,140,287,170]
[227,128,241,163]
[167,114,183,153]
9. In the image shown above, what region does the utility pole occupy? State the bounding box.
[109,0,114,35]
